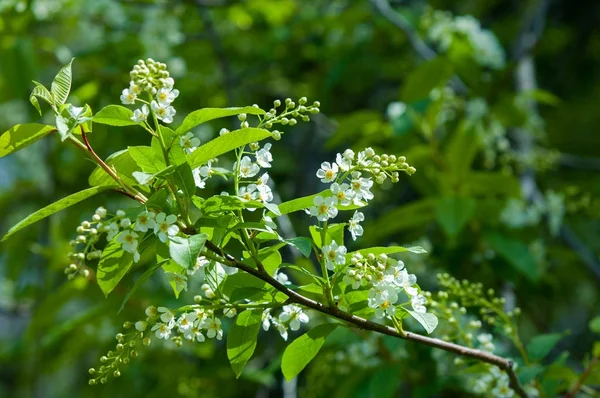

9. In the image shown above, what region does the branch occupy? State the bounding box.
[565,352,600,398]
[201,240,529,398]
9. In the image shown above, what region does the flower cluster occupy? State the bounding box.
[235,142,275,205]
[261,304,310,341]
[64,206,108,279]
[260,97,320,129]
[500,190,565,236]
[343,252,428,319]
[140,305,227,342]
[121,58,179,124]
[423,10,505,70]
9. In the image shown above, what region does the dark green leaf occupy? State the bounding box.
[176,106,265,135]
[485,232,540,282]
[227,310,262,378]
[526,333,565,362]
[284,237,312,257]
[1,186,110,242]
[171,162,196,201]
[97,240,134,297]
[436,196,477,237]
[0,124,55,158]
[281,323,338,381]
[118,260,167,314]
[401,57,453,102]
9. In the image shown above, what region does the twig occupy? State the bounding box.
[201,239,529,398]
[565,353,600,398]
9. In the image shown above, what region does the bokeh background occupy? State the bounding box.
[1,0,599,397]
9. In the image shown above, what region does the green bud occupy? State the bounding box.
[299,97,307,104]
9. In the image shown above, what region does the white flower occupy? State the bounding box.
[120,218,131,228]
[156,87,180,106]
[166,272,188,292]
[309,195,338,221]
[394,269,418,296]
[262,310,272,331]
[348,211,365,240]
[322,241,347,270]
[279,304,309,331]
[237,156,260,178]
[202,317,223,340]
[158,307,175,325]
[95,207,107,218]
[176,312,197,333]
[368,284,399,319]
[129,81,142,95]
[105,222,120,240]
[238,185,258,202]
[249,174,273,203]
[350,171,374,202]
[387,101,406,119]
[256,143,273,168]
[162,77,175,89]
[151,322,172,339]
[135,321,147,331]
[116,230,140,262]
[120,87,137,104]
[192,167,207,189]
[131,104,149,123]
[154,213,179,242]
[183,326,206,342]
[316,161,339,183]
[275,272,291,285]
[336,150,354,172]
[187,256,209,277]
[134,211,156,232]
[151,100,176,123]
[411,294,427,313]
[145,306,157,317]
[330,182,355,206]
[276,321,288,341]
[179,132,200,154]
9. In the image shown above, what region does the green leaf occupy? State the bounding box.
[188,127,273,169]
[118,260,167,314]
[284,237,312,257]
[436,196,477,237]
[171,162,196,201]
[407,310,438,334]
[346,246,426,261]
[309,223,346,248]
[518,364,544,385]
[200,195,263,214]
[0,124,56,158]
[227,310,262,378]
[401,57,454,102]
[132,171,153,185]
[97,240,134,297]
[161,260,187,298]
[168,234,208,269]
[229,287,269,303]
[526,333,565,362]
[445,127,479,180]
[29,81,54,115]
[175,106,265,135]
[128,145,165,173]
[1,186,110,242]
[485,232,540,282]
[590,316,600,334]
[222,273,267,298]
[93,105,138,126]
[89,149,141,187]
[51,58,74,106]
[281,323,338,381]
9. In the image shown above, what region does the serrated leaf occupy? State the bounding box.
[97,240,134,297]
[0,123,55,158]
[93,105,138,126]
[29,81,54,115]
[188,127,273,169]
[227,310,262,378]
[407,310,438,334]
[284,237,312,257]
[176,106,265,136]
[118,260,167,314]
[526,333,565,362]
[51,58,74,106]
[168,234,208,269]
[1,186,110,242]
[281,323,338,381]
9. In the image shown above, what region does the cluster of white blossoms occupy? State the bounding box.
[424,10,506,70]
[120,58,179,124]
[500,190,565,236]
[64,206,109,279]
[234,142,274,205]
[261,304,310,341]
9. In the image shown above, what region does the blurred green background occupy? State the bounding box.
[1,0,599,397]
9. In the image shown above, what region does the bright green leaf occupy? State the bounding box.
[227,310,262,378]
[128,145,165,173]
[171,162,196,201]
[277,190,365,217]
[281,323,338,381]
[168,234,208,269]
[590,316,600,334]
[407,310,438,334]
[93,105,138,126]
[89,149,141,187]
[1,186,110,242]
[175,106,265,136]
[346,246,426,261]
[526,333,565,362]
[97,240,134,297]
[188,128,273,169]
[29,81,54,115]
[0,124,55,158]
[51,58,74,106]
